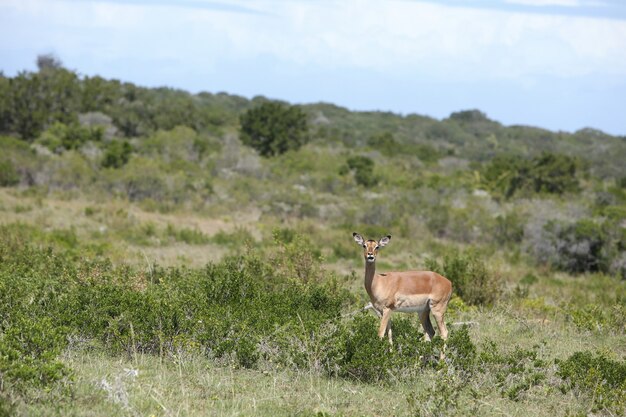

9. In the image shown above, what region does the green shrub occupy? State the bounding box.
[335,313,402,383]
[339,155,379,187]
[557,351,626,414]
[426,251,501,306]
[270,231,325,284]
[166,224,210,245]
[406,365,465,417]
[212,227,256,249]
[101,140,132,168]
[478,341,548,402]
[480,152,581,199]
[446,325,476,372]
[541,219,608,274]
[239,102,309,157]
[330,314,475,384]
[493,212,526,246]
[0,159,19,187]
[0,316,72,393]
[565,303,626,333]
[367,131,398,156]
[37,121,102,152]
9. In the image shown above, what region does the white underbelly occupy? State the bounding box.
[394,294,431,313]
[395,305,429,313]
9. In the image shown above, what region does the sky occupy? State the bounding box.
[1,0,626,136]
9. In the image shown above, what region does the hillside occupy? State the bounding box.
[0,63,625,416]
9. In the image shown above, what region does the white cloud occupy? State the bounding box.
[504,0,605,7]
[2,0,626,81]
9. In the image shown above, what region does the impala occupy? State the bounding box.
[353,233,453,346]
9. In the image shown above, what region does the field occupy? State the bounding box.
[1,67,626,416]
[1,184,624,417]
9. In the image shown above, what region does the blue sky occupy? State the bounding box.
[1,0,625,135]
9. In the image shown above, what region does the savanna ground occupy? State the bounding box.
[1,185,624,417]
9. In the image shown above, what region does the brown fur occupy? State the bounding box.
[353,233,453,344]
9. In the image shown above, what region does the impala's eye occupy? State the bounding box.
[375,246,379,250]
[362,244,366,248]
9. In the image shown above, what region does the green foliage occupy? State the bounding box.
[211,227,256,249]
[101,140,132,168]
[565,303,626,333]
[270,230,326,284]
[556,351,626,414]
[407,366,466,417]
[329,315,475,384]
[0,316,72,393]
[3,68,80,139]
[0,232,346,395]
[480,153,581,199]
[540,219,610,274]
[478,341,548,402]
[0,159,19,187]
[426,251,501,306]
[367,132,397,156]
[494,212,526,246]
[239,102,309,157]
[37,121,103,152]
[165,224,210,245]
[339,155,379,187]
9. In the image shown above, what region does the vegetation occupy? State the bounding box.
[239,102,309,157]
[480,153,582,200]
[0,56,625,416]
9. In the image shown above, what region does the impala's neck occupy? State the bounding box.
[364,260,376,298]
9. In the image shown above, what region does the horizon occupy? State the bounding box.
[2,0,625,136]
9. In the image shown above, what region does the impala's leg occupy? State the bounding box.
[431,307,448,340]
[419,310,435,341]
[386,320,393,346]
[431,305,449,360]
[378,308,392,340]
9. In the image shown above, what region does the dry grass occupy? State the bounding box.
[0,188,262,267]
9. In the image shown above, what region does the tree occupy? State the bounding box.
[36,53,63,72]
[239,102,308,157]
[480,152,581,199]
[340,155,379,187]
[102,140,132,168]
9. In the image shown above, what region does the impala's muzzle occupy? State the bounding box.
[366,254,375,262]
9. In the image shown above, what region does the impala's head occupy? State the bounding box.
[353,233,391,263]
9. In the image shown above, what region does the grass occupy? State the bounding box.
[12,303,623,417]
[0,188,258,268]
[26,351,417,417]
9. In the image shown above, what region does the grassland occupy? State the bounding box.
[1,68,625,416]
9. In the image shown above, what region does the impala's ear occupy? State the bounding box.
[378,235,391,247]
[353,232,365,246]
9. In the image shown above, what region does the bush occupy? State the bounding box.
[534,219,611,274]
[565,303,626,333]
[557,351,626,414]
[37,121,102,152]
[239,102,309,157]
[270,231,326,284]
[166,224,210,245]
[0,159,19,187]
[101,140,132,168]
[331,314,474,384]
[478,341,548,402]
[426,251,501,306]
[339,155,379,187]
[0,316,72,393]
[480,152,581,199]
[0,234,348,381]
